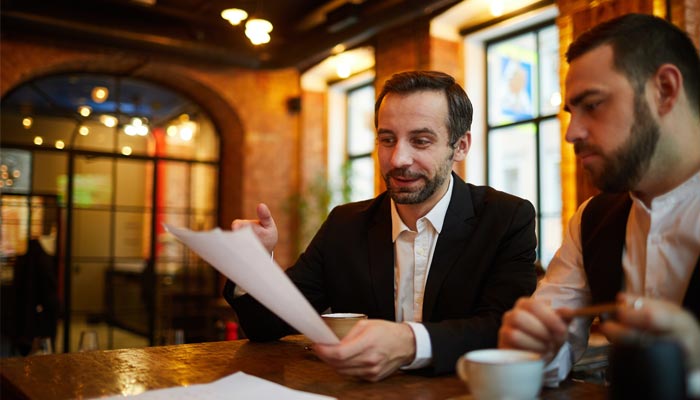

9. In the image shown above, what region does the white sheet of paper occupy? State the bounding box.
[99,371,336,400]
[164,224,339,344]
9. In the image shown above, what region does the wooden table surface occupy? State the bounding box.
[1,336,607,399]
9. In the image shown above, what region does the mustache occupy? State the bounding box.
[386,168,425,180]
[573,141,602,156]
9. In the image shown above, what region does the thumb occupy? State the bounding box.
[256,203,275,228]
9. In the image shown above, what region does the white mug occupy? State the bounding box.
[457,349,544,400]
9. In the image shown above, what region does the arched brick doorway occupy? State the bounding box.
[1,55,244,353]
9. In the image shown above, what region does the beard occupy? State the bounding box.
[574,94,660,193]
[384,151,454,204]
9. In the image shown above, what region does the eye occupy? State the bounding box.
[376,136,395,147]
[411,137,433,148]
[583,100,602,112]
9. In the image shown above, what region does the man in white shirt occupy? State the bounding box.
[497,13,700,393]
[225,71,537,381]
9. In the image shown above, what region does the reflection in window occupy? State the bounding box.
[486,23,561,267]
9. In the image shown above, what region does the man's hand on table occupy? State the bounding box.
[312,320,416,382]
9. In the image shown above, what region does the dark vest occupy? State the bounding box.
[581,193,700,320]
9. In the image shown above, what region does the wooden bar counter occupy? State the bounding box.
[1,335,607,399]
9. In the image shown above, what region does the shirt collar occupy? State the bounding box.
[391,175,454,242]
[630,169,700,213]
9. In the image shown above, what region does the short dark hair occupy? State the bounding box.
[566,13,700,114]
[374,70,473,147]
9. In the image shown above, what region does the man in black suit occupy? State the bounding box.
[225,70,537,381]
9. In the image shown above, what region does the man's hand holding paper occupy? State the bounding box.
[164,223,339,345]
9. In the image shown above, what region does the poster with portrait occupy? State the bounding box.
[487,34,537,125]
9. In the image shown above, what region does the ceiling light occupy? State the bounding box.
[55,140,65,150]
[91,86,109,103]
[336,63,351,79]
[221,8,248,25]
[245,18,273,45]
[490,0,504,17]
[34,136,43,145]
[22,117,33,129]
[79,126,90,136]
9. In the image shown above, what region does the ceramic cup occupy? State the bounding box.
[321,313,367,339]
[457,349,544,400]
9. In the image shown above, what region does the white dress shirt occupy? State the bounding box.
[536,170,700,388]
[392,175,454,369]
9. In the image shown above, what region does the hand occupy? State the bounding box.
[312,320,416,382]
[498,297,569,362]
[601,294,700,369]
[231,203,278,254]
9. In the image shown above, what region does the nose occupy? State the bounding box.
[564,113,587,144]
[390,140,413,168]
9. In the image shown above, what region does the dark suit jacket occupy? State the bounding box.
[224,174,537,374]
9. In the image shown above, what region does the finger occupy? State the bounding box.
[231,219,252,231]
[335,365,391,382]
[599,320,639,343]
[503,308,552,343]
[516,298,568,339]
[256,203,275,229]
[499,324,550,353]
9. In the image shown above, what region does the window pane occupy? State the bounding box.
[72,156,113,207]
[488,124,537,206]
[539,118,562,267]
[160,161,189,210]
[348,157,375,202]
[487,33,537,126]
[71,262,108,313]
[33,152,67,196]
[114,211,152,258]
[116,159,153,208]
[74,120,117,153]
[118,119,155,157]
[72,209,111,257]
[1,148,32,193]
[191,164,217,213]
[1,195,29,256]
[347,85,376,156]
[538,25,561,116]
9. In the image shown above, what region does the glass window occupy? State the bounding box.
[1,73,221,352]
[346,84,375,202]
[486,22,561,267]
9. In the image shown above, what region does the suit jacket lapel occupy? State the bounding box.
[422,175,476,321]
[367,194,397,321]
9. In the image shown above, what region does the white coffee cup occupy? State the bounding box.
[321,313,367,339]
[456,349,544,400]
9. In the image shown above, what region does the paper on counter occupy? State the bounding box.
[164,224,339,345]
[100,371,336,400]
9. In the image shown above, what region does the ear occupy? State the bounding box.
[652,64,682,116]
[452,132,471,162]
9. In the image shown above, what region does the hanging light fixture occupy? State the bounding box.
[221,8,248,25]
[245,18,273,45]
[220,6,273,45]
